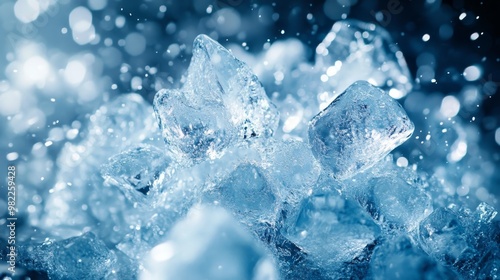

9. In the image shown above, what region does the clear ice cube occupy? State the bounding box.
[282,192,380,269]
[154,34,279,163]
[316,19,412,100]
[308,81,414,179]
[141,206,279,280]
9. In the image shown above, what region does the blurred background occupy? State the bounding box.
[0,0,499,221]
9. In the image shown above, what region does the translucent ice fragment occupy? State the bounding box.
[308,81,414,179]
[142,206,279,280]
[370,235,457,280]
[282,192,380,267]
[154,88,233,162]
[205,163,277,226]
[101,144,170,202]
[474,202,498,224]
[359,176,432,230]
[154,34,279,163]
[203,139,319,227]
[18,232,134,280]
[316,19,412,99]
[418,207,479,276]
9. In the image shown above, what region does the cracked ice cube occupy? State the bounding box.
[308,81,414,179]
[142,206,279,280]
[154,34,279,163]
[282,192,380,267]
[316,19,412,99]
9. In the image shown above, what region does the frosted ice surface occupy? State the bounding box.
[282,192,380,268]
[101,144,170,202]
[308,81,414,179]
[370,235,457,280]
[316,19,412,100]
[142,206,279,280]
[154,34,279,163]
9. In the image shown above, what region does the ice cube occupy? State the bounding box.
[202,139,319,227]
[282,192,380,269]
[141,206,279,280]
[316,19,412,99]
[154,34,279,163]
[358,175,433,230]
[101,144,171,202]
[255,225,329,279]
[475,202,498,224]
[18,232,134,280]
[308,81,414,179]
[418,207,480,276]
[370,235,457,280]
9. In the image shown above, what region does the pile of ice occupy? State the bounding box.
[3,20,498,280]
